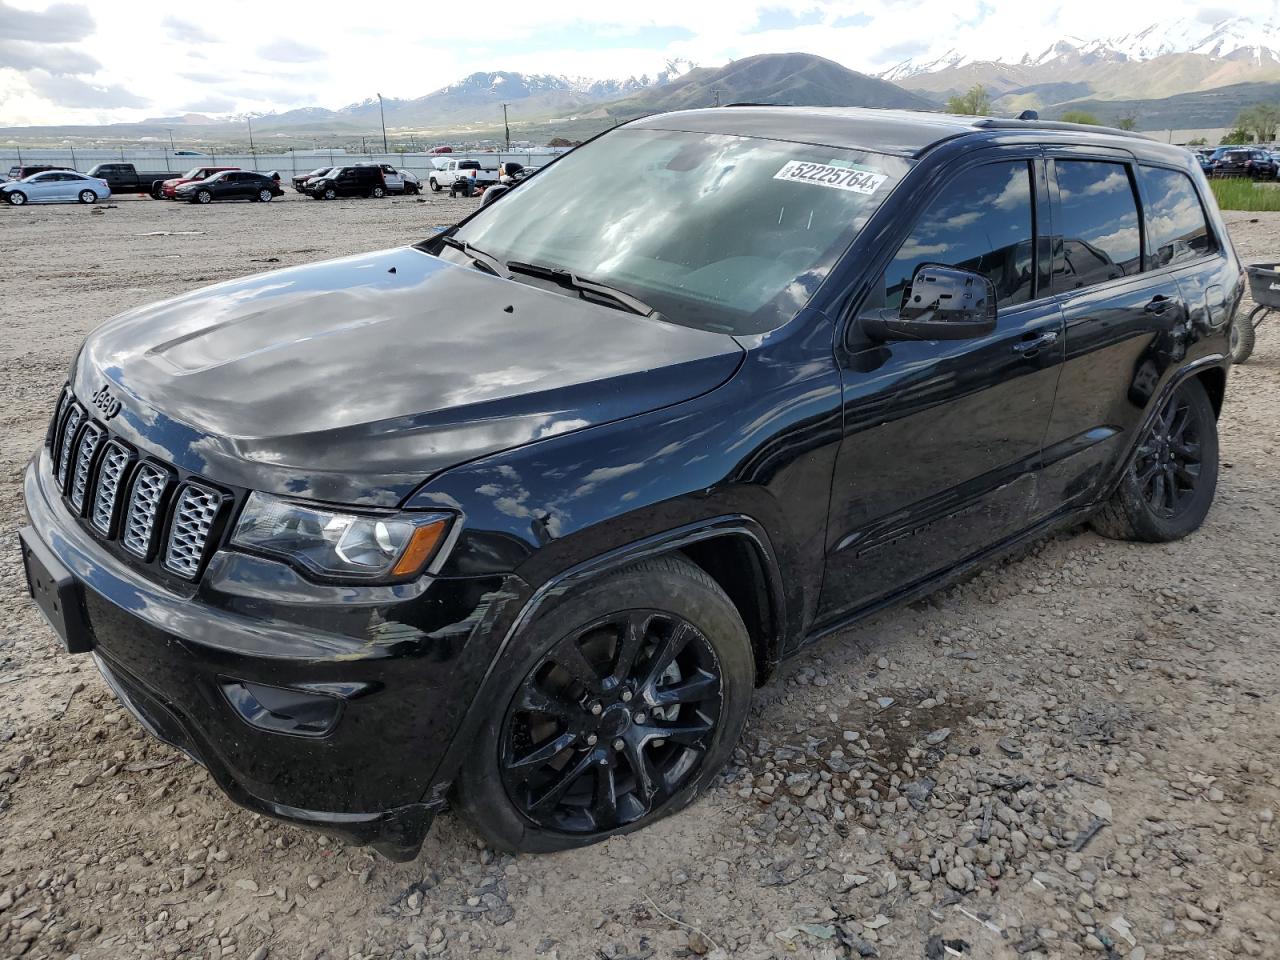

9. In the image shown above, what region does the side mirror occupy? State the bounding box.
[864,264,998,342]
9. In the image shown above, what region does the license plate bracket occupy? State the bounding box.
[19,527,93,653]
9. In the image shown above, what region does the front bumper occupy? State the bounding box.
[23,452,528,859]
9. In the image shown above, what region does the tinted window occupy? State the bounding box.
[883,161,1035,310]
[1052,161,1142,292]
[1140,166,1214,268]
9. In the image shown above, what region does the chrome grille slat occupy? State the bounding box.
[91,441,133,536]
[69,422,105,514]
[163,484,222,579]
[55,403,85,492]
[122,463,170,558]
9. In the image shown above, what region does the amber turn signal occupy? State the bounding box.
[391,518,451,577]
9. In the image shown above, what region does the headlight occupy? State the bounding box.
[230,492,452,582]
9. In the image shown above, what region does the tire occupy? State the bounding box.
[456,556,754,853]
[1091,377,1219,543]
[196,190,212,204]
[323,187,336,200]
[257,189,273,203]
[371,186,385,198]
[78,190,97,204]
[150,186,164,200]
[429,178,441,192]
[1230,306,1260,364]
[8,191,27,206]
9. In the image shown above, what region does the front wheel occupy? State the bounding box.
[456,556,754,853]
[1091,377,1219,543]
[1230,306,1262,364]
[429,178,441,192]
[196,190,213,204]
[323,187,336,200]
[78,190,98,204]
[7,191,27,206]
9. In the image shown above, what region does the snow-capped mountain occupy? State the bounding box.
[879,15,1280,81]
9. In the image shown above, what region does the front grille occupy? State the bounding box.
[69,422,105,514]
[46,386,228,581]
[122,463,171,558]
[164,484,223,578]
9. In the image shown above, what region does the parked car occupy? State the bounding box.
[305,165,387,199]
[291,166,334,193]
[85,162,181,198]
[1210,148,1277,179]
[2,169,110,206]
[6,164,58,181]
[356,162,419,195]
[173,171,283,204]
[21,108,1240,861]
[427,159,497,192]
[160,166,240,199]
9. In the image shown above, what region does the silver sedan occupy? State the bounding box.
[2,170,112,206]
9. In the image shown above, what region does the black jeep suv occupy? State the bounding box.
[306,164,386,199]
[21,108,1241,859]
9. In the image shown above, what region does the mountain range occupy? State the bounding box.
[6,16,1280,144]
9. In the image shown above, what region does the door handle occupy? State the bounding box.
[1145,295,1176,315]
[1012,330,1059,355]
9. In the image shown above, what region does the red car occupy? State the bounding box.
[161,166,239,198]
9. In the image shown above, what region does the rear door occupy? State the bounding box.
[1038,152,1188,508]
[820,152,1064,622]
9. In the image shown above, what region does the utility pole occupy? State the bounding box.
[247,116,256,156]
[168,128,176,152]
[713,87,720,107]
[377,93,388,153]
[502,103,511,150]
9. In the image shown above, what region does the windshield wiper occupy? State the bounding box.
[440,235,509,278]
[506,260,656,317]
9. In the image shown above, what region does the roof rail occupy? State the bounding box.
[972,117,1154,141]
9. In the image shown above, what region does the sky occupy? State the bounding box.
[0,0,1277,126]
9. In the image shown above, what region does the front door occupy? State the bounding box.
[818,153,1064,624]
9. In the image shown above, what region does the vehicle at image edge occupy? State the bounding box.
[292,166,334,193]
[1208,147,1278,179]
[21,107,1241,861]
[305,164,387,199]
[173,171,284,204]
[427,158,498,192]
[6,164,58,181]
[2,170,111,206]
[86,162,183,198]
[160,166,240,199]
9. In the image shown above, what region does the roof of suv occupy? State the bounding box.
[629,106,1187,163]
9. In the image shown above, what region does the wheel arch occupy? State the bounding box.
[1195,363,1227,418]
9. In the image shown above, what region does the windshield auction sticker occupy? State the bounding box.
[774,160,887,195]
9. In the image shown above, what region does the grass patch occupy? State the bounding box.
[1209,178,1280,212]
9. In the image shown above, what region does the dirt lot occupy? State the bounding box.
[0,195,1276,960]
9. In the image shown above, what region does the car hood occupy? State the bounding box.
[73,247,744,506]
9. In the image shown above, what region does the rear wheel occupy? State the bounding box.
[1230,306,1261,364]
[1092,377,1219,543]
[371,185,386,198]
[457,557,754,853]
[257,189,273,203]
[7,190,27,206]
[78,189,97,204]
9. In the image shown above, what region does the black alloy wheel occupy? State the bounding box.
[500,609,723,835]
[1092,376,1218,542]
[1131,391,1202,519]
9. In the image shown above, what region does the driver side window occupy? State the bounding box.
[882,161,1036,311]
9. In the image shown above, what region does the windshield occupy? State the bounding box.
[447,128,910,334]
[183,167,205,179]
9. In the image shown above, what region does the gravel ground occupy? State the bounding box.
[0,196,1276,960]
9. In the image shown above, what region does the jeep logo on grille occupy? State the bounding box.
[91,384,122,420]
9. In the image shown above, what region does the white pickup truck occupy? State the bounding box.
[427,159,499,193]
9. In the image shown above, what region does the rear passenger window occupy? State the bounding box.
[1140,166,1214,268]
[1052,161,1142,291]
[883,161,1035,309]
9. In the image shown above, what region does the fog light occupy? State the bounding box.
[221,679,343,737]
